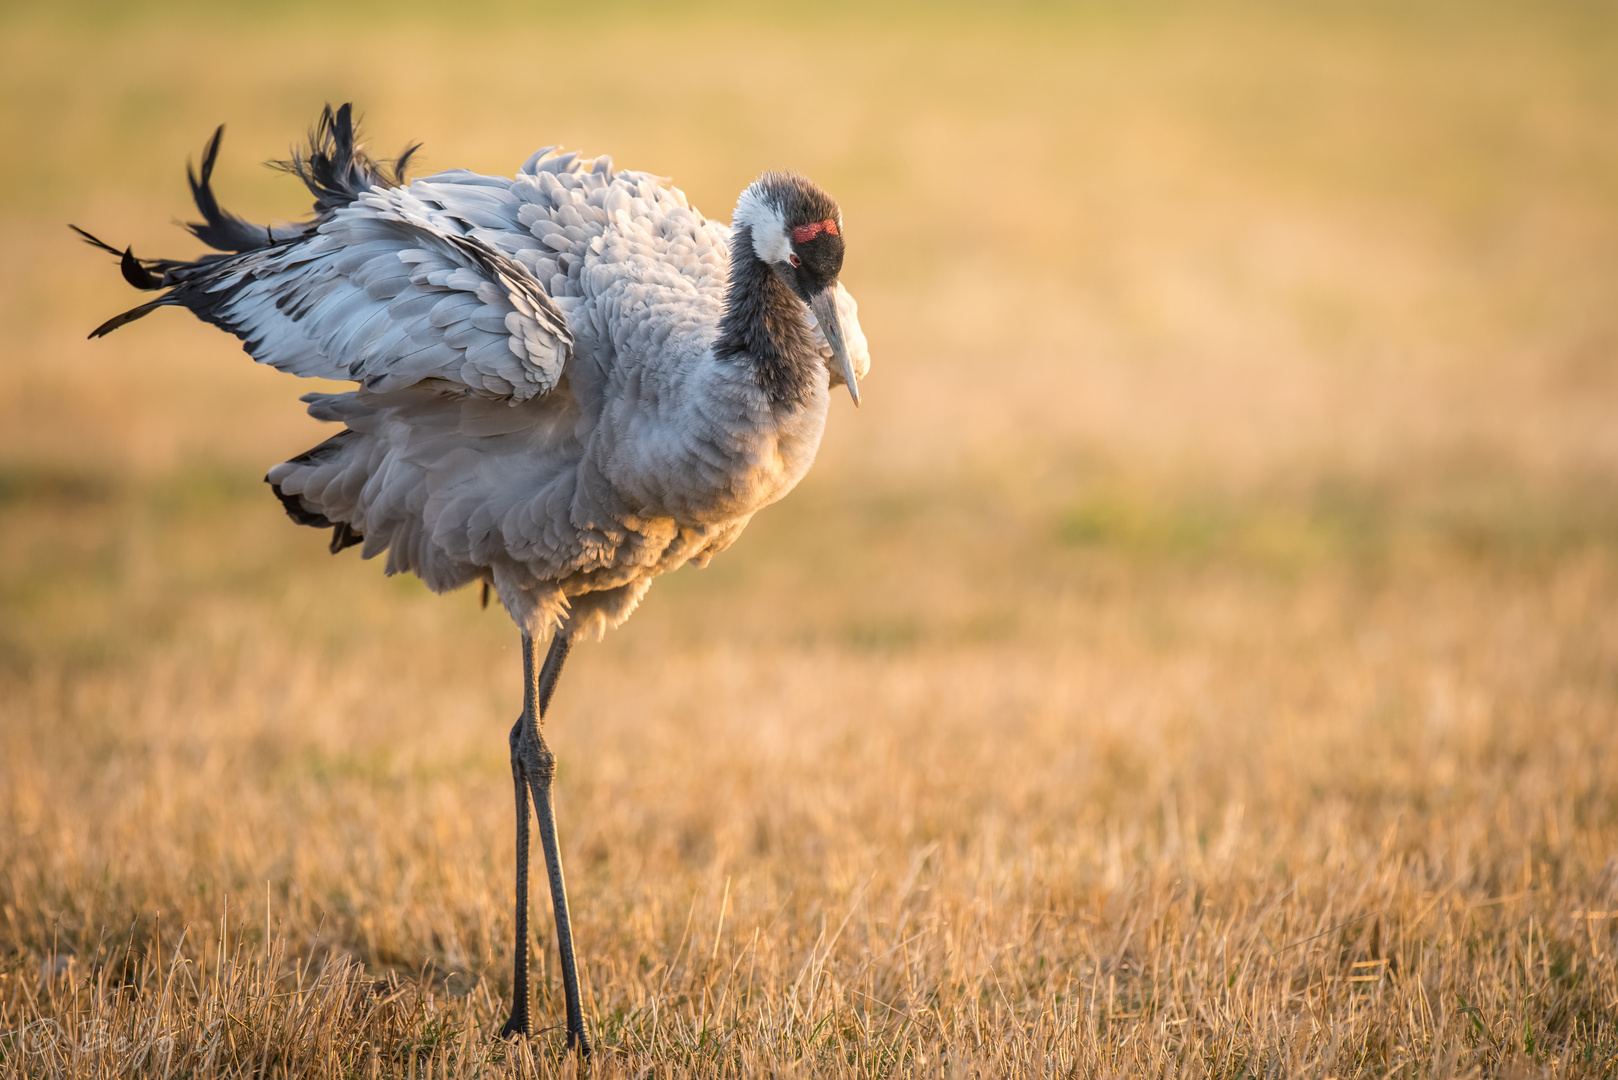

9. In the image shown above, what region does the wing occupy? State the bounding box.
[185,190,570,400]
[79,107,571,403]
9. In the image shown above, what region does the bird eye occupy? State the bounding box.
[789,254,802,268]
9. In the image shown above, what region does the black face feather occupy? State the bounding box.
[786,230,844,301]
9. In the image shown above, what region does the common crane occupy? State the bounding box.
[75,104,868,1056]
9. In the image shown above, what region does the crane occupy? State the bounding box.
[75,103,869,1056]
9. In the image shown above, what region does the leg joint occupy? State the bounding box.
[518,737,556,783]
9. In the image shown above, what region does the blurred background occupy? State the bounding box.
[2,1,1617,1069]
[5,2,1617,634]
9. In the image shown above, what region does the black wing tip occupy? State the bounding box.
[203,124,226,175]
[69,223,121,256]
[81,106,417,340]
[71,225,160,288]
[120,246,160,289]
[329,522,363,554]
[266,475,334,529]
[266,470,364,554]
[271,102,417,214]
[87,299,166,338]
[185,125,221,207]
[76,223,170,337]
[395,141,422,182]
[187,125,225,193]
[184,122,283,254]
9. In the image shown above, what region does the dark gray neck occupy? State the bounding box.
[714,225,822,411]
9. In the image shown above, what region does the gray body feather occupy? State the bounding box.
[105,137,868,638]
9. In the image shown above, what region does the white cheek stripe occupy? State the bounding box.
[733,182,792,265]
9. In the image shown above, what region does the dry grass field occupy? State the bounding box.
[4,2,1618,1075]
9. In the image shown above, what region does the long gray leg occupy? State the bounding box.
[499,706,533,1039]
[502,632,590,1055]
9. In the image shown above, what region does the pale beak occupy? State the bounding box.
[809,286,861,406]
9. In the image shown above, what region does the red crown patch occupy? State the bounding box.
[791,219,840,244]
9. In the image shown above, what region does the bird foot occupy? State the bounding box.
[499,1015,591,1058]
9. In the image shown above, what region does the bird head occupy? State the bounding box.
[733,172,859,405]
